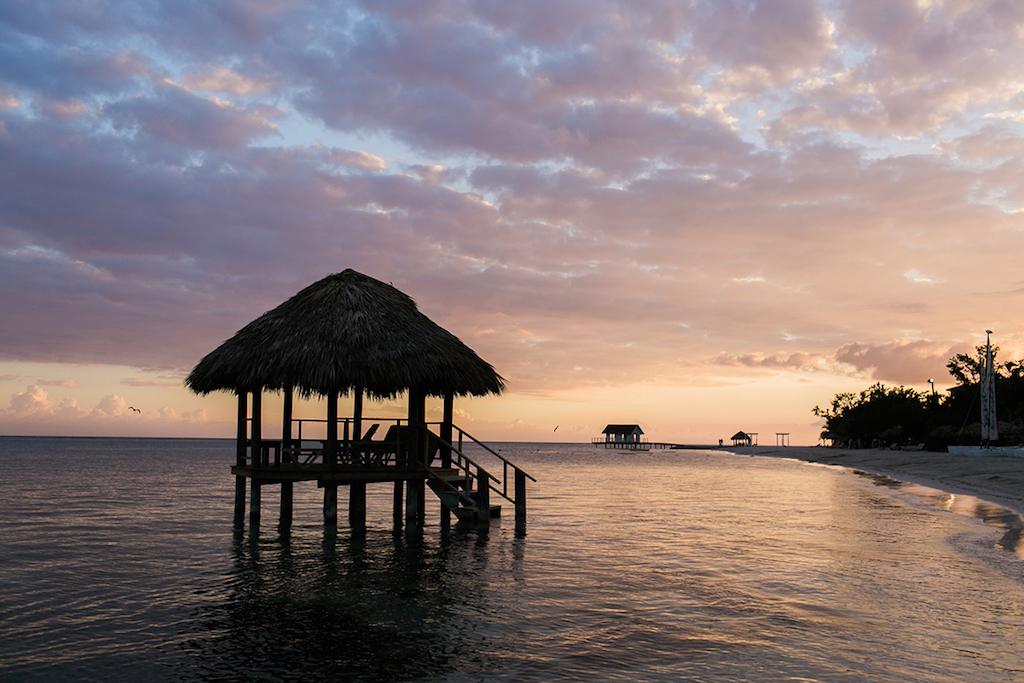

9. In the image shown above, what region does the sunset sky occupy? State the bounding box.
[2,0,1024,444]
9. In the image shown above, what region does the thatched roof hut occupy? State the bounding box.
[186,269,505,399]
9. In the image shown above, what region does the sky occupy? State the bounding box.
[2,0,1024,445]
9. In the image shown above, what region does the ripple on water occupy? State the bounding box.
[2,439,1024,681]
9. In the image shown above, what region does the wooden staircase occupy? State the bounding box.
[423,425,534,525]
[426,470,498,522]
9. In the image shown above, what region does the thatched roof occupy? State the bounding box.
[186,269,505,399]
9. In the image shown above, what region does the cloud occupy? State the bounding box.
[103,81,281,150]
[834,338,960,385]
[332,150,389,171]
[2,0,1024,441]
[6,385,54,415]
[0,385,216,435]
[120,377,181,388]
[180,66,276,96]
[710,351,836,374]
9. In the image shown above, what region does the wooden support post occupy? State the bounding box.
[441,392,453,469]
[393,480,404,528]
[349,482,366,528]
[342,418,350,465]
[323,483,338,526]
[251,390,263,467]
[405,478,423,527]
[234,390,247,529]
[249,478,261,528]
[515,469,527,520]
[477,468,490,528]
[407,388,426,469]
[236,390,247,467]
[326,392,338,470]
[280,481,293,527]
[353,388,363,463]
[281,384,293,466]
[233,476,246,529]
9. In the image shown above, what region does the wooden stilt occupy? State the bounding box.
[280,481,293,527]
[393,480,404,527]
[476,468,490,528]
[515,469,527,520]
[234,475,246,528]
[349,482,366,528]
[234,391,247,529]
[417,479,425,523]
[405,479,422,527]
[249,478,261,528]
[323,484,338,526]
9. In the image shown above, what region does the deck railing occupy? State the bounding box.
[242,418,534,508]
[426,423,536,505]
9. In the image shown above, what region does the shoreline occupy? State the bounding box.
[733,445,1024,517]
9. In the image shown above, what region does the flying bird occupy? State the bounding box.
[128,406,141,413]
[554,425,558,432]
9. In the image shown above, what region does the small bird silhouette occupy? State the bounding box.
[128,406,141,413]
[553,425,559,432]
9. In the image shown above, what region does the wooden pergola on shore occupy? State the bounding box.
[186,269,533,530]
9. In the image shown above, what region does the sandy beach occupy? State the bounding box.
[739,445,1024,517]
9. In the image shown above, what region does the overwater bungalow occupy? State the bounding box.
[731,431,757,446]
[594,424,647,449]
[186,269,533,531]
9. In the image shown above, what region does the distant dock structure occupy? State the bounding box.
[186,269,534,532]
[593,424,676,450]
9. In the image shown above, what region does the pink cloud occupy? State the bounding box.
[0,385,220,436]
[104,82,281,150]
[834,338,962,385]
[2,0,1024,426]
[180,66,276,96]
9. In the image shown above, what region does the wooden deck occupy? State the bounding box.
[234,421,534,530]
[232,463,456,484]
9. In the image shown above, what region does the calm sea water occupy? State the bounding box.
[2,438,1024,682]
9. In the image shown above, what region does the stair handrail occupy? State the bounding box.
[426,423,536,482]
[425,426,535,505]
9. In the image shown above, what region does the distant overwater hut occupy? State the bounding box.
[594,424,648,449]
[731,431,757,446]
[186,269,534,531]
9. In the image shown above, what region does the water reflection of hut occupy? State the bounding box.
[186,269,533,531]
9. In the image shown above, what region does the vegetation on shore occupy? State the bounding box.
[813,346,1024,450]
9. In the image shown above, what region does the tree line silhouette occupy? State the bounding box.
[813,345,1024,450]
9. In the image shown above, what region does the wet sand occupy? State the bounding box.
[737,445,1024,517]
